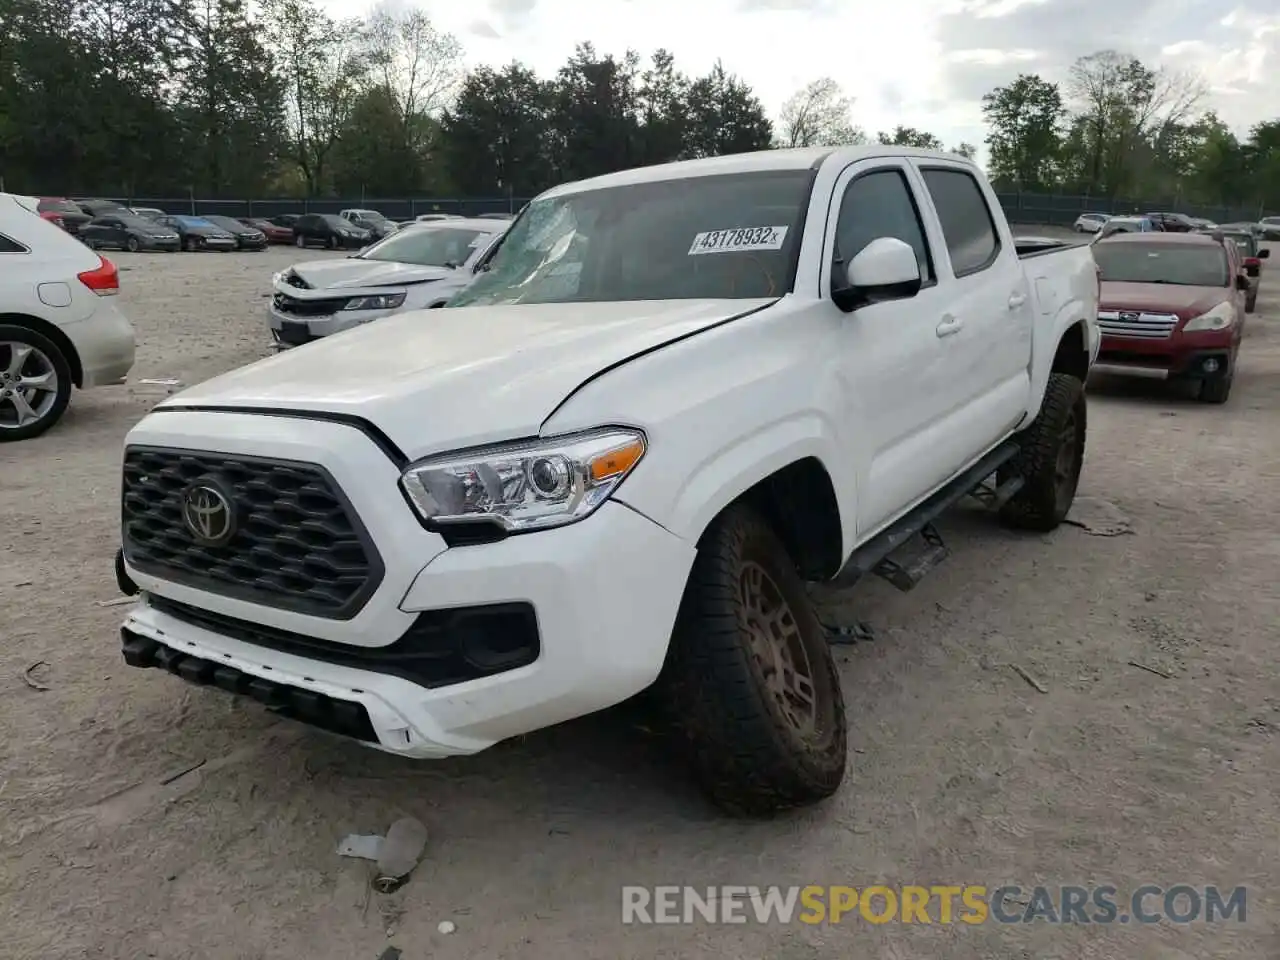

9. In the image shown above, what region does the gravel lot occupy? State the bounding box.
[2,234,1278,959]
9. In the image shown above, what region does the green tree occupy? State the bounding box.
[546,43,641,182]
[261,0,367,196]
[169,0,285,195]
[878,125,944,149]
[439,63,553,197]
[981,73,1064,191]
[634,49,689,165]
[683,62,773,159]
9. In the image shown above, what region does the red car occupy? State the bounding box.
[241,217,294,244]
[36,198,92,235]
[1091,232,1250,403]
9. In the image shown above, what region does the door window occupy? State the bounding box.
[833,168,934,284]
[920,168,1000,277]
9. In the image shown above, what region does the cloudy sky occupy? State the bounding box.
[324,0,1278,160]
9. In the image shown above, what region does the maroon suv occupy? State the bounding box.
[1092,232,1250,403]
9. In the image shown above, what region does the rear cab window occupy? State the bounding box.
[918,167,1001,277]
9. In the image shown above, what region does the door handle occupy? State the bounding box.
[1008,293,1027,310]
[936,315,964,338]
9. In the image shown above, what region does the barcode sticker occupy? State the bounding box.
[688,225,788,256]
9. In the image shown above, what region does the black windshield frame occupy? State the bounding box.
[452,168,818,307]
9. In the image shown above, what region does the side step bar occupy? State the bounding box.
[831,441,1021,590]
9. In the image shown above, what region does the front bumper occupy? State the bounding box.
[1096,331,1235,380]
[193,237,237,251]
[266,303,396,349]
[117,409,697,757]
[142,237,181,251]
[237,237,268,250]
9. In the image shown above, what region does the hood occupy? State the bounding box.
[162,297,773,459]
[1099,281,1229,320]
[289,258,454,290]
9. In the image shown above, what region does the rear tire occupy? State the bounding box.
[1245,291,1257,313]
[998,372,1086,532]
[654,503,848,817]
[0,324,73,442]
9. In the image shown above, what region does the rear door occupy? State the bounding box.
[912,161,1033,472]
[101,216,125,246]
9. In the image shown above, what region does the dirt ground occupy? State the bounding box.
[1,232,1278,960]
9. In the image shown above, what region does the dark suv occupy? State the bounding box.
[292,213,372,250]
[1144,212,1196,233]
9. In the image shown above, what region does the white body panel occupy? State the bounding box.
[120,147,1098,758]
[0,194,136,387]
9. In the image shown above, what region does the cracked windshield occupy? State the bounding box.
[449,171,812,305]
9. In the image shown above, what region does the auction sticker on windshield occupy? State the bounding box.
[688,226,788,255]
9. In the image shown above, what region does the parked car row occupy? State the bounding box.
[1074,211,1280,240]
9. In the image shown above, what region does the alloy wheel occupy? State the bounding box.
[0,342,60,431]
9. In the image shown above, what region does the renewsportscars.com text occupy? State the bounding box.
[621,884,1247,925]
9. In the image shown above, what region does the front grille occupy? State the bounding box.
[122,446,383,619]
[1097,310,1179,340]
[273,292,348,317]
[122,629,379,743]
[148,594,541,689]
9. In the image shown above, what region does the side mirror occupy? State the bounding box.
[1259,248,1270,259]
[832,237,921,312]
[1235,273,1251,291]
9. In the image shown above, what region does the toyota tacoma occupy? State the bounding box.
[115,147,1099,815]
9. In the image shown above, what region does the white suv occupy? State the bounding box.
[0,194,136,441]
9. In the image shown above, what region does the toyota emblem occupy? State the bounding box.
[181,480,236,547]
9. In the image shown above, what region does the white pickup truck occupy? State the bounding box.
[116,147,1099,816]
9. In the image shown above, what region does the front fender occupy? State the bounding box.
[539,303,856,556]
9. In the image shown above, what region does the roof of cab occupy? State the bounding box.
[539,145,978,199]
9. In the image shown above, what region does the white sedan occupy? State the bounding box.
[0,194,136,440]
[267,217,510,350]
[1073,212,1110,233]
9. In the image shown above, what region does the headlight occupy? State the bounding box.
[400,428,647,533]
[343,292,406,310]
[1184,301,1236,332]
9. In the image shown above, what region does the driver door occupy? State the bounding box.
[822,160,963,537]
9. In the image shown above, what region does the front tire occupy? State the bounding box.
[183,236,198,252]
[295,234,306,248]
[125,236,140,252]
[1198,373,1233,404]
[1245,291,1257,313]
[655,503,847,816]
[0,324,73,442]
[998,372,1086,531]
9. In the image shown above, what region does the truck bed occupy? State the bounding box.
[1015,236,1090,258]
